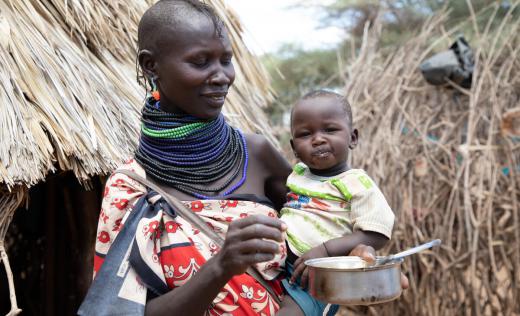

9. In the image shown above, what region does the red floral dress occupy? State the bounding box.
[94,160,287,315]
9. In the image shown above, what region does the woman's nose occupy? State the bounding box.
[208,68,233,86]
[208,73,225,85]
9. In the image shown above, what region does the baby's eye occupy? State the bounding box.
[324,127,339,133]
[295,131,310,138]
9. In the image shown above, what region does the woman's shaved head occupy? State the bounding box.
[138,0,224,54]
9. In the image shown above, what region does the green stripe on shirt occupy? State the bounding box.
[281,208,336,239]
[358,175,373,189]
[287,183,344,202]
[329,178,353,201]
[286,232,312,254]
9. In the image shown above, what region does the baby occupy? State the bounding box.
[280,89,395,316]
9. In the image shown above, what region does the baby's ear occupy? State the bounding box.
[289,139,298,158]
[349,129,359,149]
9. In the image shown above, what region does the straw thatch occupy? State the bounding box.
[338,3,519,315]
[0,0,275,189]
[0,0,276,314]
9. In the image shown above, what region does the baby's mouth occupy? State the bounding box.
[311,148,332,157]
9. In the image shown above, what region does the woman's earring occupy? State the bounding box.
[150,76,160,101]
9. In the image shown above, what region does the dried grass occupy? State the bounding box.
[338,3,520,315]
[0,0,275,313]
[0,0,275,189]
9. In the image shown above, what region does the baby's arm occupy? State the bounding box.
[289,230,388,286]
[323,229,388,255]
[326,172,395,255]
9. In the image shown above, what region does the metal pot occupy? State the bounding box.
[305,256,403,305]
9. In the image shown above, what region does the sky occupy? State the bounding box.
[224,0,345,55]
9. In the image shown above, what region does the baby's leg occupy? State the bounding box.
[276,295,305,316]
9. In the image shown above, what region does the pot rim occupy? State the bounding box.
[304,256,403,272]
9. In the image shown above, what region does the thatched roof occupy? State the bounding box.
[0,2,275,313]
[0,0,275,190]
[341,3,519,315]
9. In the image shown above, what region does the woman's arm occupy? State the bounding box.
[94,170,146,275]
[145,215,287,316]
[145,255,230,316]
[248,134,291,210]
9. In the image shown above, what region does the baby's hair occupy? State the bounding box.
[300,89,353,126]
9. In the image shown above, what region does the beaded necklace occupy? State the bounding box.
[135,98,248,199]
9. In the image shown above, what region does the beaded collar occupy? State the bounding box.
[135,98,248,199]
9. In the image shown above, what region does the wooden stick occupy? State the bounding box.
[0,243,22,316]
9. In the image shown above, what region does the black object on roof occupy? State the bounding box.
[420,36,474,88]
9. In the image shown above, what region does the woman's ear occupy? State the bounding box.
[349,129,359,149]
[138,49,157,79]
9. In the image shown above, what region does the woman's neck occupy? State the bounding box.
[158,100,184,115]
[136,99,248,199]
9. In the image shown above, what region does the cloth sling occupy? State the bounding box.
[117,169,282,305]
[78,170,281,315]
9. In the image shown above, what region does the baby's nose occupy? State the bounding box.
[311,134,326,145]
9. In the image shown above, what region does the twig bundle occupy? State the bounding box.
[341,4,519,315]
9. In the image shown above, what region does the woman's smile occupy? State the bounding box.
[201,91,228,107]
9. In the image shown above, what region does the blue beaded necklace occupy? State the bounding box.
[135,98,248,199]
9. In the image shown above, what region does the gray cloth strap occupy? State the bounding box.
[116,169,282,305]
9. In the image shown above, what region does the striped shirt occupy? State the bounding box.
[280,163,395,257]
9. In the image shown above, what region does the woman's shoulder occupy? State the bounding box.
[105,159,147,195]
[113,158,146,176]
[244,133,290,172]
[244,132,270,151]
[244,133,283,160]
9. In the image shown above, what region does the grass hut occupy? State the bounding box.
[339,3,520,315]
[0,1,276,315]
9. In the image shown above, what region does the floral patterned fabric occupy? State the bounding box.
[94,160,287,315]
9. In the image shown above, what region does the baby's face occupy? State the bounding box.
[291,96,356,172]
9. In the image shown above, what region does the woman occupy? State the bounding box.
[84,1,290,315]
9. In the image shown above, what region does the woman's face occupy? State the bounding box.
[153,17,235,119]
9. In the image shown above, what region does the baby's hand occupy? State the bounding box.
[348,244,376,264]
[290,244,328,288]
[348,244,409,290]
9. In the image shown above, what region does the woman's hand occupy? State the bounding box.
[290,244,328,288]
[214,214,287,278]
[349,244,410,289]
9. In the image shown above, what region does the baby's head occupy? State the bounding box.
[290,89,358,174]
[137,0,235,119]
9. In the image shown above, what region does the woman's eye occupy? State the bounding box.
[191,58,208,67]
[221,57,233,65]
